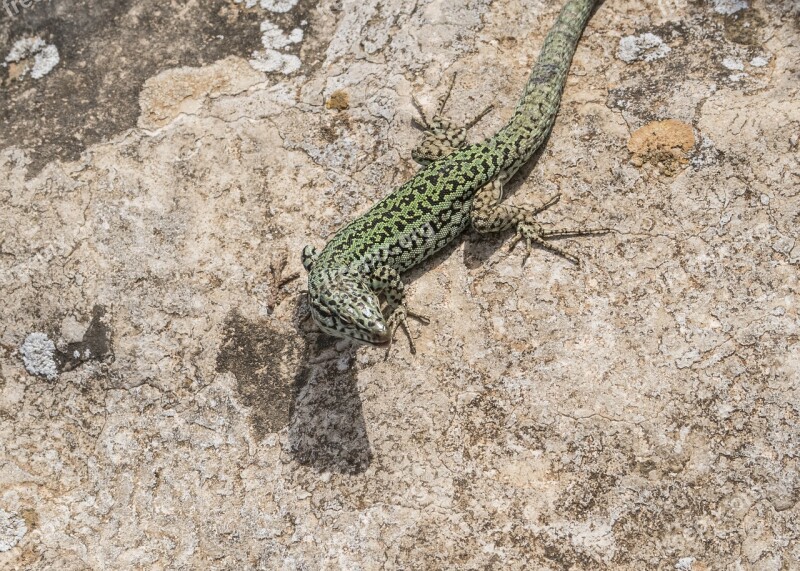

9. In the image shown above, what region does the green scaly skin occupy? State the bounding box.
[303,0,606,351]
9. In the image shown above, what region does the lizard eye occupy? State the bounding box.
[338,310,356,325]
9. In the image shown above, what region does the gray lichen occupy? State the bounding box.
[0,510,27,553]
[617,33,671,63]
[19,332,58,381]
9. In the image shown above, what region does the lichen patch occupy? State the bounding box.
[711,0,748,15]
[627,119,696,176]
[325,90,350,111]
[3,37,60,80]
[19,332,58,381]
[249,20,304,74]
[617,33,671,63]
[0,509,27,552]
[235,0,299,12]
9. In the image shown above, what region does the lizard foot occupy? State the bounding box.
[509,222,610,267]
[385,306,431,359]
[411,73,493,164]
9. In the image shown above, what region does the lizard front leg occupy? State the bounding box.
[411,73,493,165]
[471,181,608,266]
[370,266,430,356]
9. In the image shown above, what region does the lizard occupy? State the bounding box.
[302,0,607,353]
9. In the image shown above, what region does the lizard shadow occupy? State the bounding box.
[215,307,372,474]
[287,307,373,475]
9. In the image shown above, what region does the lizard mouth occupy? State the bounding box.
[360,329,391,346]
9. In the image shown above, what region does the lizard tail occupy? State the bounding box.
[489,0,597,178]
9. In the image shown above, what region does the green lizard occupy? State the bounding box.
[303,0,607,352]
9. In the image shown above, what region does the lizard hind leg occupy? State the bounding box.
[411,73,493,165]
[509,223,609,267]
[471,184,609,266]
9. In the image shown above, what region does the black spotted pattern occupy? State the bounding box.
[306,0,598,343]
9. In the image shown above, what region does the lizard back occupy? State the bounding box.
[312,0,597,276]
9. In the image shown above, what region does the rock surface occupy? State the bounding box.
[1,0,798,569]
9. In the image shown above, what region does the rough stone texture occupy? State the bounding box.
[0,0,266,176]
[1,0,798,569]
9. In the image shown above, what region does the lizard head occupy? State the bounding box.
[307,267,390,346]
